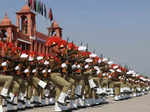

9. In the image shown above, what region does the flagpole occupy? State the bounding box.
[25,0,28,4]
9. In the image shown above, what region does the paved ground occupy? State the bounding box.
[20,94,150,112]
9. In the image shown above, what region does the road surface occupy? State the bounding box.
[20,94,150,112]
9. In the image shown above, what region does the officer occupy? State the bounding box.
[47,37,71,111]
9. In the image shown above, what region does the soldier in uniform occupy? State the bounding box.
[57,40,78,109]
[0,42,19,111]
[0,28,150,112]
[46,37,71,111]
[0,43,14,99]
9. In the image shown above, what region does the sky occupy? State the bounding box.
[0,0,150,75]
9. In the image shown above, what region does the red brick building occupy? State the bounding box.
[0,5,62,55]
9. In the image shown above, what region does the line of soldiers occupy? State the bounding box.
[0,38,149,112]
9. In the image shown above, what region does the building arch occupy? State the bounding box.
[0,29,8,42]
[20,15,28,34]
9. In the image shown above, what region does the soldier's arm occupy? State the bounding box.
[83,69,93,75]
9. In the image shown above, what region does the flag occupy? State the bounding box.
[42,3,44,15]
[28,0,31,7]
[38,0,41,13]
[25,0,28,4]
[49,8,53,21]
[32,0,35,10]
[33,0,36,11]
[28,0,32,9]
[36,0,39,13]
[39,0,41,14]
[36,0,38,12]
[44,4,47,17]
[40,1,43,15]
[30,0,33,9]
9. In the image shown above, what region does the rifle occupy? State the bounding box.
[86,43,88,52]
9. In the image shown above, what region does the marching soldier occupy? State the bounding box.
[47,37,71,111]
[0,35,149,112]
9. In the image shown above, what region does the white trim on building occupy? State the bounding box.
[17,38,31,44]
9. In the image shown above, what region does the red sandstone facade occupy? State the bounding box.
[0,5,62,55]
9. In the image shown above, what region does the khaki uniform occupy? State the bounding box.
[50,73,71,101]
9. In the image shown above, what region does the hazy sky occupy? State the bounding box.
[0,0,150,75]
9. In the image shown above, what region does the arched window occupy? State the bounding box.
[32,41,35,51]
[21,15,28,34]
[44,46,47,54]
[18,41,30,51]
[37,42,39,53]
[11,31,15,42]
[41,44,43,53]
[0,31,2,41]
[1,29,8,42]
[48,47,50,53]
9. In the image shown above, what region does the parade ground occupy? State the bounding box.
[21,94,150,112]
[0,1,149,112]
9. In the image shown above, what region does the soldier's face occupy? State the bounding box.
[52,45,60,53]
[65,60,69,64]
[59,47,65,54]
[75,54,78,58]
[7,50,12,55]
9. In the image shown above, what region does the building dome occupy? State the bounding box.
[53,20,59,28]
[0,13,12,26]
[20,4,31,12]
